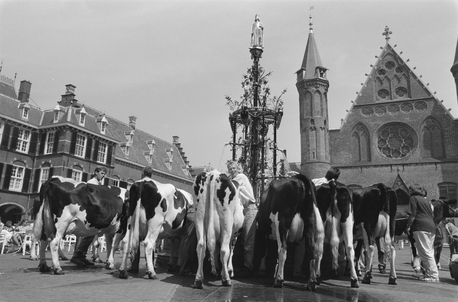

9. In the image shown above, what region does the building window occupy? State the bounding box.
[16,129,31,153]
[22,107,29,119]
[351,123,371,162]
[79,114,85,126]
[9,165,25,191]
[71,167,83,182]
[112,176,120,187]
[40,168,50,185]
[377,123,416,159]
[97,142,107,163]
[121,144,129,156]
[438,182,457,200]
[45,132,55,154]
[75,134,86,158]
[53,108,60,123]
[100,122,107,134]
[422,117,444,159]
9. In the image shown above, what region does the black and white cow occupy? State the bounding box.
[255,173,324,291]
[315,180,359,288]
[33,176,127,274]
[192,170,244,288]
[118,177,192,279]
[353,183,397,285]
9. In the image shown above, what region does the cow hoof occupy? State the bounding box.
[143,272,157,279]
[53,268,65,275]
[306,282,316,292]
[351,277,359,288]
[362,275,371,284]
[119,270,129,279]
[316,276,321,285]
[193,279,203,289]
[273,279,284,288]
[222,279,232,287]
[378,264,386,274]
[93,257,103,264]
[38,262,51,273]
[105,262,114,270]
[388,276,397,285]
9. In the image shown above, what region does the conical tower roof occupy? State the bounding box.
[297,17,326,80]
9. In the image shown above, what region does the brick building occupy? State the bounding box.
[0,80,194,223]
[296,25,458,204]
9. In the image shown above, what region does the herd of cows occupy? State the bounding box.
[30,171,457,291]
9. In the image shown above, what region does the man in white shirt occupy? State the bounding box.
[227,160,257,278]
[70,166,107,267]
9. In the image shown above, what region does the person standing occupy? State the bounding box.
[406,184,439,282]
[227,160,257,278]
[70,166,107,267]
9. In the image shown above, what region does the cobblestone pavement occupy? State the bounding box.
[0,244,457,302]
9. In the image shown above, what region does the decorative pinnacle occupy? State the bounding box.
[309,6,314,33]
[382,26,392,41]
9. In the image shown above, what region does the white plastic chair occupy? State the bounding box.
[22,232,34,255]
[98,235,107,252]
[60,234,77,252]
[0,233,7,254]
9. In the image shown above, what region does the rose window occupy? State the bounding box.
[377,123,416,159]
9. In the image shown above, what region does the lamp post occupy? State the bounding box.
[228,15,284,201]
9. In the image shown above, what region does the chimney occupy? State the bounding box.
[18,80,32,103]
[59,84,76,107]
[129,116,137,130]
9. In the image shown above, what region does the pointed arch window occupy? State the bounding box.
[313,91,322,117]
[421,117,444,159]
[351,123,371,162]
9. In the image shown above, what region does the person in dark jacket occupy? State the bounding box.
[406,184,439,282]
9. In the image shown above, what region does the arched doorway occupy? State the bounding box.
[0,203,25,224]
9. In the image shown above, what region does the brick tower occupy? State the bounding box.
[296,17,330,179]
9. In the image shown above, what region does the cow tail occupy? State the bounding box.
[33,181,48,241]
[206,173,215,247]
[131,183,142,252]
[329,180,339,270]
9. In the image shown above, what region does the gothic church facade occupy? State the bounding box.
[297,26,458,204]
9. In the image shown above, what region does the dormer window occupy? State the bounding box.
[144,151,153,163]
[164,158,172,170]
[120,142,129,156]
[124,130,134,145]
[22,107,29,119]
[78,106,87,126]
[53,105,61,123]
[166,147,173,162]
[181,165,189,176]
[96,114,108,135]
[19,103,30,120]
[146,139,156,151]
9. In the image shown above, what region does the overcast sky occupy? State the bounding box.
[1,0,457,170]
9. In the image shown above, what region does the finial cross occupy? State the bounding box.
[382,26,392,41]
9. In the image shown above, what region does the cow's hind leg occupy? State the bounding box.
[219,235,232,287]
[193,222,206,289]
[362,224,374,284]
[38,240,51,273]
[274,240,287,288]
[376,237,386,273]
